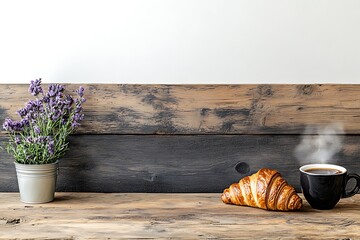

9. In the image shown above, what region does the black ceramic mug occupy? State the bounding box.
[300,164,360,210]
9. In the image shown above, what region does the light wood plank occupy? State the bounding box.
[1,84,360,134]
[0,193,359,239]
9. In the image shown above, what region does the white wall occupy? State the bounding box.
[0,0,359,84]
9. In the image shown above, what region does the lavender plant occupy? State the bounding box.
[2,79,86,164]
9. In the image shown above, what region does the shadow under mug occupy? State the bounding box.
[299,164,360,210]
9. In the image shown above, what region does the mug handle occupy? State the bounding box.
[343,173,360,198]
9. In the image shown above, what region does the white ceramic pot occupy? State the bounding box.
[14,161,58,204]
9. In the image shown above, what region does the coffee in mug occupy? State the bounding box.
[304,168,342,175]
[299,164,360,210]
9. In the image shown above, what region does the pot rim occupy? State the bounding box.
[14,160,59,166]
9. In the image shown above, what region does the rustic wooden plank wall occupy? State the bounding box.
[0,84,360,192]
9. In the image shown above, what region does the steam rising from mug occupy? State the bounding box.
[294,123,344,164]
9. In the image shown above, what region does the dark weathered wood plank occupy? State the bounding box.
[0,193,359,239]
[1,84,360,134]
[1,135,359,193]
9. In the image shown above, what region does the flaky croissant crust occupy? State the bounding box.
[222,168,302,211]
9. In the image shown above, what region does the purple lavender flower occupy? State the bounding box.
[75,105,83,113]
[76,86,85,97]
[2,118,12,131]
[34,136,47,144]
[34,126,41,134]
[49,98,57,108]
[18,99,44,124]
[3,79,85,164]
[25,99,44,116]
[29,78,43,96]
[71,108,84,129]
[43,96,50,103]
[20,118,30,128]
[3,119,23,132]
[17,108,28,117]
[71,121,80,129]
[51,110,62,121]
[48,84,64,97]
[63,95,74,117]
[47,139,55,155]
[65,95,74,106]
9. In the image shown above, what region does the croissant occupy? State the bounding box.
[222,168,302,211]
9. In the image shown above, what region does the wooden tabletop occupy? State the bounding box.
[0,193,359,239]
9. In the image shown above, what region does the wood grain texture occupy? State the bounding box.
[1,84,360,134]
[1,135,359,193]
[0,192,359,239]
